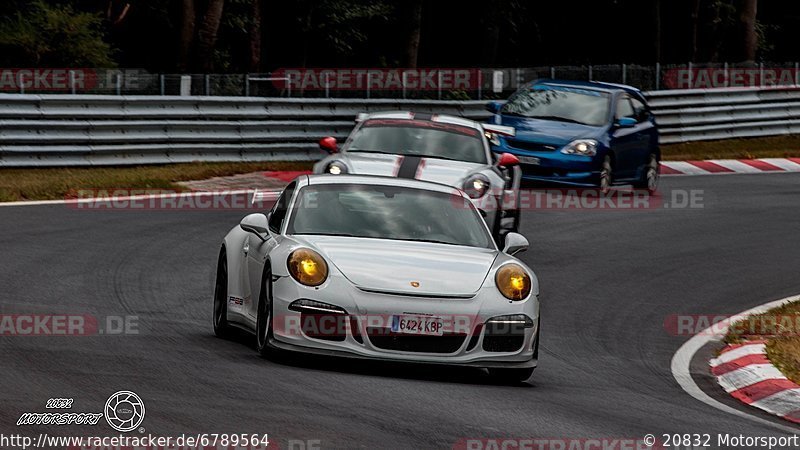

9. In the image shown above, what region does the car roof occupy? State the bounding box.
[532,79,646,100]
[358,111,482,130]
[303,174,467,196]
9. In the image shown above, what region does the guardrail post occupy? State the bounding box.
[688,62,693,89]
[724,62,729,88]
[655,63,660,90]
[796,62,799,86]
[325,72,331,98]
[477,70,483,100]
[622,64,627,84]
[550,66,555,79]
[437,71,442,100]
[116,73,122,95]
[759,62,765,87]
[402,71,407,99]
[245,74,250,97]
[160,74,165,95]
[588,65,593,81]
[204,74,210,96]
[69,70,76,95]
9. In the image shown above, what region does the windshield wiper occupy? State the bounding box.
[528,115,587,125]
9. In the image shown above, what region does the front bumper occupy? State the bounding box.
[269,275,540,368]
[493,143,602,186]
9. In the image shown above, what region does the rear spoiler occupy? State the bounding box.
[483,124,516,138]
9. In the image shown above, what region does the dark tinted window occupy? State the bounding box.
[616,96,635,120]
[630,97,649,122]
[268,181,296,233]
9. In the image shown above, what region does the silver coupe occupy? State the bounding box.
[213,175,540,382]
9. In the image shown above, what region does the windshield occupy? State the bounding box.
[502,86,610,126]
[287,184,494,249]
[347,119,487,164]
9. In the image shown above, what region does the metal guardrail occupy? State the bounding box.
[0,87,798,166]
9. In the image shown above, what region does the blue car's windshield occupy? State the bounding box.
[502,87,610,127]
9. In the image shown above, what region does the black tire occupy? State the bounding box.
[213,248,230,337]
[599,155,613,194]
[488,367,535,383]
[256,265,274,357]
[633,153,659,194]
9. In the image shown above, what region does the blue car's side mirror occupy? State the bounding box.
[486,101,504,114]
[616,117,637,128]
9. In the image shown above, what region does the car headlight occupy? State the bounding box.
[462,174,490,199]
[325,161,348,175]
[287,248,329,286]
[560,139,598,156]
[495,264,531,301]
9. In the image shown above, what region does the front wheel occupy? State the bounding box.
[488,367,535,383]
[256,267,274,357]
[213,248,230,337]
[633,153,659,194]
[599,155,613,194]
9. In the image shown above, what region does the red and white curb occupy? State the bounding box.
[710,340,800,424]
[661,158,800,176]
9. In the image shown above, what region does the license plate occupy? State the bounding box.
[517,155,540,165]
[390,315,444,336]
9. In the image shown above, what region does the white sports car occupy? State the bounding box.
[213,175,540,381]
[312,112,522,244]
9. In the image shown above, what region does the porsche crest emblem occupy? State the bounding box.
[410,281,420,288]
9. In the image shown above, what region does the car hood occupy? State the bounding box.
[497,115,603,146]
[343,153,483,187]
[296,235,497,296]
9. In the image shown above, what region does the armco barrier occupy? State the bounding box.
[0,86,798,166]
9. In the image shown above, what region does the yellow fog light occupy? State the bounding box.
[288,248,329,287]
[495,264,531,300]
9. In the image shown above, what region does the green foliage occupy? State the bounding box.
[0,0,115,67]
[298,0,393,55]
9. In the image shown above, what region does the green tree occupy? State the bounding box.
[0,0,116,67]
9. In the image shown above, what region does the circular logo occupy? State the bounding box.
[104,391,145,432]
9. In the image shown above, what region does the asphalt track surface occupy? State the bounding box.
[1,173,799,449]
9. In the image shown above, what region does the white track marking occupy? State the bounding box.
[717,365,788,393]
[661,161,711,175]
[671,295,800,434]
[760,158,800,172]
[708,159,762,173]
[751,389,800,416]
[0,189,280,208]
[710,343,766,367]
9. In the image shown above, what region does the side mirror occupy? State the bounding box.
[486,101,504,114]
[616,117,637,128]
[240,213,268,241]
[497,152,520,167]
[319,136,338,153]
[503,232,529,256]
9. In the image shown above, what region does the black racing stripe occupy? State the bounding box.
[396,155,422,179]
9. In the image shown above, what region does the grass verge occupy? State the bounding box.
[0,161,312,202]
[662,135,800,161]
[724,300,800,385]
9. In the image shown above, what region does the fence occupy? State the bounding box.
[3,64,800,99]
[0,85,798,166]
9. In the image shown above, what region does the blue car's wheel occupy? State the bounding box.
[599,156,613,193]
[634,154,659,194]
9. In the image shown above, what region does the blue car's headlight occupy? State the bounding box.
[560,139,598,156]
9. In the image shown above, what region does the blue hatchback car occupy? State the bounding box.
[486,80,660,193]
